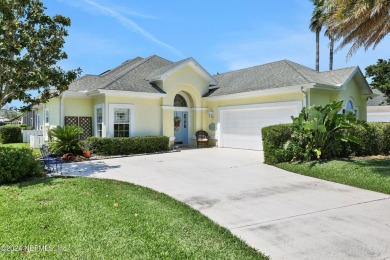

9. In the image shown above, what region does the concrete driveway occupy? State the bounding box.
[62,148,390,259]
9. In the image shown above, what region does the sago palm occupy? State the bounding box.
[50,125,83,154]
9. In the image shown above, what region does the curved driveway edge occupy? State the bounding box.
[62,148,390,260]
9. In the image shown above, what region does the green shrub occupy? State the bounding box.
[262,124,293,165]
[349,122,390,156]
[289,101,362,161]
[89,136,169,155]
[0,125,23,144]
[19,124,28,130]
[0,147,44,184]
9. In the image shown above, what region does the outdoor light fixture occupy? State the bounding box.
[208,109,214,118]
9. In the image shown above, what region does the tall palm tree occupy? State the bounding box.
[324,25,335,70]
[324,0,390,58]
[309,0,325,71]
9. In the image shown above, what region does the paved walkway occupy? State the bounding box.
[62,148,390,259]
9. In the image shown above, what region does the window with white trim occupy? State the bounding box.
[114,108,130,137]
[109,104,134,138]
[343,100,357,115]
[96,108,103,137]
[36,114,41,130]
[45,108,49,125]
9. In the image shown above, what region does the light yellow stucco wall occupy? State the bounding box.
[336,78,367,120]
[160,64,210,145]
[309,77,367,120]
[64,97,94,117]
[163,65,210,98]
[44,97,61,127]
[309,90,332,107]
[106,96,162,136]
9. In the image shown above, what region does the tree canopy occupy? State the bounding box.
[365,59,390,104]
[0,0,81,111]
[324,0,389,58]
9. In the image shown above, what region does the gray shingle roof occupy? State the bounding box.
[146,58,192,80]
[68,56,360,97]
[367,89,388,106]
[207,60,358,97]
[68,56,172,93]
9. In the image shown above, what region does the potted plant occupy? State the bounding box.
[80,139,91,158]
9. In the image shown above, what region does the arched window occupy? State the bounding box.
[346,100,354,110]
[174,94,187,107]
[343,99,356,115]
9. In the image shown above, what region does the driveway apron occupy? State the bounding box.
[62,148,390,260]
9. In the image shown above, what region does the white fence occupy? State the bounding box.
[22,130,43,143]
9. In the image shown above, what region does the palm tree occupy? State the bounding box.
[324,0,390,58]
[309,0,325,71]
[324,27,335,70]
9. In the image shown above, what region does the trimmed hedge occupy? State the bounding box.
[0,125,22,144]
[89,136,170,155]
[348,122,390,156]
[261,124,293,165]
[262,122,390,165]
[0,147,44,184]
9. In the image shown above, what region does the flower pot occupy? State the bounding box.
[83,151,91,158]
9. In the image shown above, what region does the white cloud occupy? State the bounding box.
[82,0,182,57]
[59,0,182,57]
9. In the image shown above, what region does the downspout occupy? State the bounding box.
[301,86,309,107]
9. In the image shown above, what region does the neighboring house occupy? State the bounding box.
[367,89,390,122]
[0,116,7,123]
[35,55,373,150]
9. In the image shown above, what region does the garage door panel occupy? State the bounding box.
[220,104,299,150]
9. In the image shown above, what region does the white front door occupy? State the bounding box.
[174,111,188,144]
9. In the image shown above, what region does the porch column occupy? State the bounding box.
[161,106,175,147]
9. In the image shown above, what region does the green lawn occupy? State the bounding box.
[277,158,390,194]
[0,177,267,259]
[0,143,40,157]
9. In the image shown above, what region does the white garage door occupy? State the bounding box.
[219,102,301,150]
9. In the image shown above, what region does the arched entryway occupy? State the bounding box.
[173,92,190,144]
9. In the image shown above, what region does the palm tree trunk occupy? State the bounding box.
[329,34,334,70]
[316,28,320,71]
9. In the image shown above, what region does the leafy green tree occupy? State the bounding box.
[365,59,390,104]
[50,125,83,154]
[288,101,362,161]
[0,0,81,111]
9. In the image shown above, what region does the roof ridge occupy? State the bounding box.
[214,59,293,77]
[99,56,158,89]
[99,56,144,77]
[282,60,312,83]
[319,66,357,73]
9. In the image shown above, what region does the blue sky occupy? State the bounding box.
[7,0,390,108]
